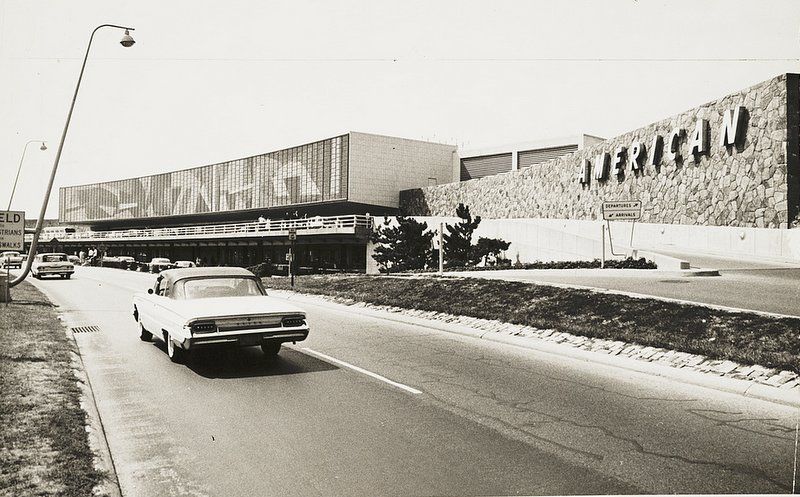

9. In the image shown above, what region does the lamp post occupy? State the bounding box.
[7,140,47,211]
[11,24,136,287]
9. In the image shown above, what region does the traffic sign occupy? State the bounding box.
[0,211,25,251]
[602,200,641,221]
[288,228,297,241]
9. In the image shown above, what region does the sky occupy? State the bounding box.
[2,0,800,219]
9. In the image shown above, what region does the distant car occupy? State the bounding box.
[116,256,137,270]
[148,257,174,273]
[67,255,80,264]
[101,255,120,268]
[132,267,309,363]
[173,260,196,268]
[0,251,23,269]
[31,253,74,279]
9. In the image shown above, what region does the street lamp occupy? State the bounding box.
[7,140,47,211]
[11,24,136,287]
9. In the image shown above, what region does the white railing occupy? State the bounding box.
[25,214,373,243]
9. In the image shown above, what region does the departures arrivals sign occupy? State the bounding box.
[602,200,642,221]
[0,211,25,251]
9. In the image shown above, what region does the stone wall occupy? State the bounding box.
[401,74,797,229]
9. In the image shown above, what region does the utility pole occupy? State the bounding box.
[288,227,297,287]
[438,222,444,275]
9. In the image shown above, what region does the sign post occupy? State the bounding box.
[288,228,297,287]
[0,211,25,304]
[601,201,641,257]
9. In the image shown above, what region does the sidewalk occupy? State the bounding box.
[271,289,800,408]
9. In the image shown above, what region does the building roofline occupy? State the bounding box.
[458,134,604,159]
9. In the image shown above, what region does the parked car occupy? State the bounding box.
[0,251,23,269]
[67,255,80,264]
[148,257,174,273]
[117,256,137,270]
[101,255,120,267]
[31,253,74,279]
[132,267,309,363]
[173,260,196,268]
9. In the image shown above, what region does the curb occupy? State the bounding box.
[272,290,800,408]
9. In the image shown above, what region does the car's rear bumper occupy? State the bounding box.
[35,268,74,275]
[182,327,309,349]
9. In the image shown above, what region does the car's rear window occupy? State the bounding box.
[174,277,265,299]
[42,254,67,262]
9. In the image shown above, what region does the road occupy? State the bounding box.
[25,267,799,496]
[451,262,800,317]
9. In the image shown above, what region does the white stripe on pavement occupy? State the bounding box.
[300,347,422,395]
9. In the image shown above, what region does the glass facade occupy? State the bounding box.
[60,135,349,223]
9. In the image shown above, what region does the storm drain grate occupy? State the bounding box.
[71,325,100,334]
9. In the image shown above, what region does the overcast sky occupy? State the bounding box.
[2,0,799,219]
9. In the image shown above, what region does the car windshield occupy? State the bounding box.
[3,252,19,257]
[42,254,67,262]
[175,277,265,300]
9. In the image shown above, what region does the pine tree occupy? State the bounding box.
[442,203,481,267]
[370,216,434,273]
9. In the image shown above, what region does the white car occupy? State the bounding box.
[173,260,196,268]
[132,267,309,363]
[31,253,74,279]
[148,257,174,273]
[1,251,23,269]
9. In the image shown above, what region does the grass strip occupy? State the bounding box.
[263,275,800,373]
[0,281,103,496]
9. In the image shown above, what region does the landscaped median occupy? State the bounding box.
[262,275,800,376]
[0,282,103,496]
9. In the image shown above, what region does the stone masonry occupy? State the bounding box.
[401,73,799,229]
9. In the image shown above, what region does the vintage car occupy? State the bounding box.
[31,253,74,279]
[132,267,309,363]
[148,257,175,273]
[0,251,23,269]
[173,260,196,268]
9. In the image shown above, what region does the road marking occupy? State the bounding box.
[301,347,422,395]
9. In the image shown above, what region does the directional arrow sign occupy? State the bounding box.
[602,200,641,221]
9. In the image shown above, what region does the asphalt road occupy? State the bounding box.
[25,267,799,496]
[451,264,800,317]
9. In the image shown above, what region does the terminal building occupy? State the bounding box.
[53,132,456,270]
[46,73,800,271]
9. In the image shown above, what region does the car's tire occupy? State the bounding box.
[261,342,281,357]
[165,332,184,363]
[139,322,152,342]
[65,274,71,279]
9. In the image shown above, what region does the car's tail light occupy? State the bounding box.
[190,321,217,334]
[282,316,305,328]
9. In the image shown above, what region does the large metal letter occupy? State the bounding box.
[579,158,591,184]
[649,135,662,167]
[612,146,626,176]
[719,106,745,147]
[666,128,683,162]
[593,152,609,181]
[629,141,643,171]
[689,119,709,157]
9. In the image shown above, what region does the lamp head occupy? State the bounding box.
[39,142,47,151]
[120,29,135,48]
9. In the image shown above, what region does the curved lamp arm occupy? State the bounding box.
[11,24,135,287]
[7,140,47,211]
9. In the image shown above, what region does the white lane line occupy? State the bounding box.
[300,347,422,395]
